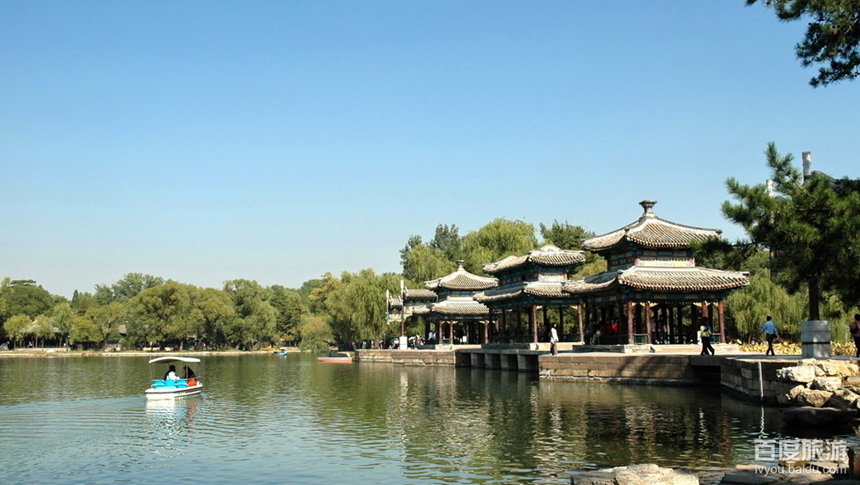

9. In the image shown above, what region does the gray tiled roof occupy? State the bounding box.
[483,245,585,274]
[431,299,490,316]
[564,266,749,294]
[584,200,722,252]
[425,263,498,291]
[475,281,570,303]
[403,288,438,300]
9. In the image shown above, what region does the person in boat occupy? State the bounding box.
[164,365,179,380]
[183,366,196,379]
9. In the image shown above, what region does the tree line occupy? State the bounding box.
[2,145,859,350]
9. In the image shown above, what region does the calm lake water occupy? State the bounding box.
[0,353,836,484]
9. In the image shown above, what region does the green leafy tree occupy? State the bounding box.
[130,283,196,348]
[722,143,860,319]
[223,279,277,349]
[299,314,333,353]
[82,301,128,349]
[429,224,462,260]
[539,220,592,250]
[94,273,165,305]
[3,314,32,346]
[402,244,457,284]
[724,272,807,342]
[0,280,54,322]
[459,218,538,274]
[69,314,100,346]
[748,0,860,87]
[268,285,306,343]
[189,287,236,349]
[324,269,401,344]
[50,302,76,347]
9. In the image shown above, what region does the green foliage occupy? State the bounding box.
[299,314,333,353]
[722,143,860,319]
[129,283,194,346]
[459,218,538,274]
[429,224,462,260]
[748,0,860,87]
[539,220,592,250]
[3,314,32,343]
[81,301,128,348]
[267,285,307,342]
[189,287,236,347]
[0,280,53,322]
[322,269,401,343]
[402,244,457,284]
[223,279,277,349]
[724,272,807,342]
[94,273,164,305]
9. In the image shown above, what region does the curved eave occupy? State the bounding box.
[431,300,490,316]
[563,271,620,294]
[425,272,498,291]
[618,267,750,292]
[484,246,585,274]
[584,218,722,253]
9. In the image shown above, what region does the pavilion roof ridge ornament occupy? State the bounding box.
[640,199,657,218]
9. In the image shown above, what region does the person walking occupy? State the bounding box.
[699,318,714,355]
[761,316,778,356]
[850,314,860,357]
[549,324,559,355]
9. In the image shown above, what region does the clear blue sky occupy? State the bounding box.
[2,1,859,298]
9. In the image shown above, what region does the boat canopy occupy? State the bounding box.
[148,356,201,364]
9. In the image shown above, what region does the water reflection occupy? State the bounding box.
[0,354,834,485]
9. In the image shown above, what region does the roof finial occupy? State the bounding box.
[640,200,657,217]
[456,260,465,271]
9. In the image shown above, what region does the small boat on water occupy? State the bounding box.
[317,354,352,364]
[145,356,203,400]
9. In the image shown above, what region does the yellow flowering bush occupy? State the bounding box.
[738,340,857,356]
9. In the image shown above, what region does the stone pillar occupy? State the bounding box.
[801,320,831,358]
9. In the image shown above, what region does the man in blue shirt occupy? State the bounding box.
[762,316,778,356]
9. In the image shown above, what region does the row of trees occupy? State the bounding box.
[2,144,858,350]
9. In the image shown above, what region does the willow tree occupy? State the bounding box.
[323,269,401,344]
[723,143,860,320]
[459,218,538,274]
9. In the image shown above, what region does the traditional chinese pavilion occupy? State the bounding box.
[563,200,749,345]
[389,262,498,345]
[475,245,585,343]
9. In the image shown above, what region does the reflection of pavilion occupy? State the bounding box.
[564,200,749,344]
[389,200,749,347]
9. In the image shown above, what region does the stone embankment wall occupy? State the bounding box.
[719,357,799,402]
[539,354,707,385]
[356,350,455,366]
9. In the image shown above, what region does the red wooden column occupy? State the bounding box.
[717,301,725,344]
[644,302,652,344]
[530,305,538,343]
[558,307,565,341]
[577,304,585,343]
[542,307,550,340]
[626,301,635,344]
